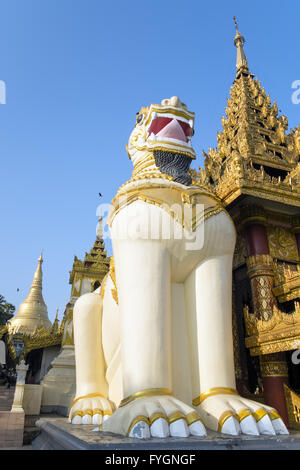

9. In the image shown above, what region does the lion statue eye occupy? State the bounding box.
[136,113,144,125]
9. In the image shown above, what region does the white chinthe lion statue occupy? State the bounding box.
[69,96,288,439]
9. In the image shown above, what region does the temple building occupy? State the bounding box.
[193,18,300,429]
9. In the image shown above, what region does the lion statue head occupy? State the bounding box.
[127,96,196,185]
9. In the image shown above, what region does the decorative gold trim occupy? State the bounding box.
[244,300,300,356]
[253,409,268,422]
[237,408,252,422]
[186,412,203,426]
[218,411,238,432]
[127,415,150,436]
[71,392,106,408]
[284,384,300,430]
[260,361,288,378]
[93,408,113,417]
[192,387,238,406]
[119,388,172,408]
[168,411,186,424]
[149,412,167,426]
[100,272,109,300]
[268,410,281,421]
[70,407,112,420]
[240,216,268,228]
[246,254,274,279]
[109,256,119,305]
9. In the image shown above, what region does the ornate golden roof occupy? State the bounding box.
[9,253,52,335]
[193,21,300,208]
[69,218,110,283]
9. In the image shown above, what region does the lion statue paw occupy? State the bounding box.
[102,394,207,439]
[68,393,115,426]
[196,392,289,436]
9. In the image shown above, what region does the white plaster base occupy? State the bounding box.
[41,345,76,416]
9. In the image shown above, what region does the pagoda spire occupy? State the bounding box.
[9,253,52,335]
[233,16,249,73]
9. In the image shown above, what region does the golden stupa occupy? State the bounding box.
[9,253,52,335]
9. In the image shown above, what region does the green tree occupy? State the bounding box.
[0,295,15,326]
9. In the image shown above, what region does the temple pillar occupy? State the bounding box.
[242,207,275,322]
[241,206,289,425]
[246,254,275,321]
[260,353,289,426]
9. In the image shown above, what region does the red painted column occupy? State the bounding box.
[260,354,289,427]
[245,223,270,256]
[242,208,289,426]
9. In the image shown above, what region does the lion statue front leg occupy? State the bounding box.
[69,291,115,425]
[101,210,206,439]
[183,212,289,437]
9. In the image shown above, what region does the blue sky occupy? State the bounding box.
[0,0,299,322]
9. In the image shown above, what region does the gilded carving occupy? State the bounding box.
[246,254,275,321]
[243,300,300,356]
[284,384,300,430]
[260,353,288,377]
[267,226,299,262]
[233,233,247,269]
[273,261,300,302]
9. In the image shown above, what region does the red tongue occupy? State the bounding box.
[156,119,188,142]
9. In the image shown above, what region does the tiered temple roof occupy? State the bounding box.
[69,217,110,284]
[193,18,300,209]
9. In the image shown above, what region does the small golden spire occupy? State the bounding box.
[233,16,248,72]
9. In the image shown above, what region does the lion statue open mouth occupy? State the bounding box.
[69,97,288,439]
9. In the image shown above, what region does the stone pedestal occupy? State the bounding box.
[40,345,76,416]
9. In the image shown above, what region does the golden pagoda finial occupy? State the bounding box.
[233,15,238,31]
[233,16,249,72]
